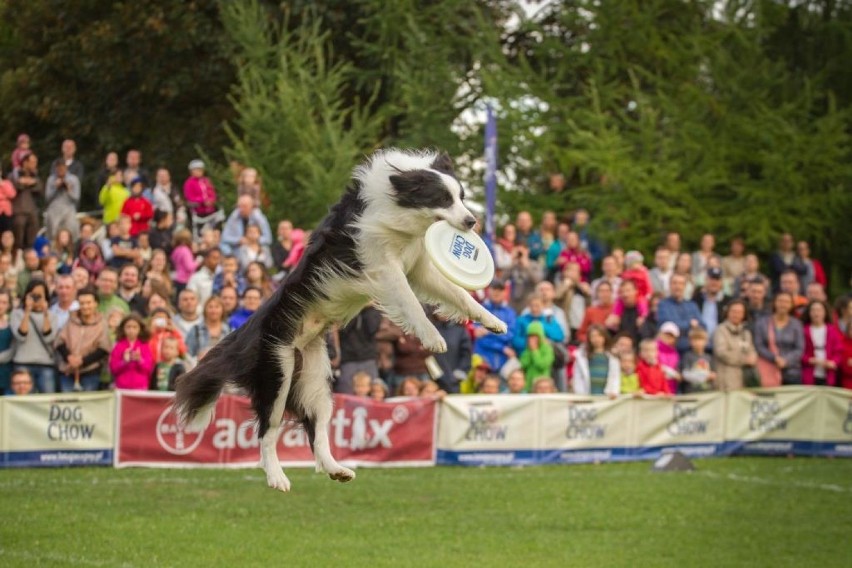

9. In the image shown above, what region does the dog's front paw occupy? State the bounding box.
[483,315,508,335]
[421,334,448,353]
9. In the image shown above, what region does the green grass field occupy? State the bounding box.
[1,458,850,567]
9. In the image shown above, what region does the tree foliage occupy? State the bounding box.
[0,0,234,202]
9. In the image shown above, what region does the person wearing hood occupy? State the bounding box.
[121,177,154,237]
[74,241,106,283]
[513,293,565,352]
[54,286,111,392]
[519,320,555,391]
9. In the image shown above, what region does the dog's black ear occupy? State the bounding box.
[389,170,432,194]
[430,152,455,175]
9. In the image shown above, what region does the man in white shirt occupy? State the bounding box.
[49,275,79,332]
[186,247,220,307]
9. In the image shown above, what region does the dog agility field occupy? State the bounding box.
[1,458,849,567]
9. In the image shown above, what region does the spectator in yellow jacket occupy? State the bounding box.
[98,171,129,224]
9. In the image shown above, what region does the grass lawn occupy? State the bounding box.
[0,458,850,567]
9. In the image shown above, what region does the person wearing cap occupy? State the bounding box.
[120,177,154,237]
[183,159,219,217]
[692,266,731,348]
[461,356,492,394]
[657,321,682,393]
[657,273,704,355]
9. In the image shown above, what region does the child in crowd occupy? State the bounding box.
[170,229,197,295]
[110,314,154,390]
[619,351,642,395]
[657,322,681,393]
[478,374,501,394]
[136,232,152,266]
[506,368,527,393]
[680,328,716,393]
[148,307,188,364]
[352,371,372,398]
[620,250,652,300]
[519,321,555,391]
[121,177,154,237]
[150,337,186,392]
[110,215,139,269]
[397,376,422,397]
[420,380,447,400]
[461,355,491,394]
[532,376,558,393]
[370,378,389,402]
[637,339,673,396]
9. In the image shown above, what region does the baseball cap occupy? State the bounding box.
[188,159,205,171]
[659,321,681,337]
[490,279,506,290]
[707,267,723,280]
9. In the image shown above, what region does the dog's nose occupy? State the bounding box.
[463,216,477,230]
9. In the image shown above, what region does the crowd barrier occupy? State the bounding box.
[0,388,850,469]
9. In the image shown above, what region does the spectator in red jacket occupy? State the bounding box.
[796,240,826,290]
[840,323,852,390]
[801,300,843,387]
[557,231,592,282]
[121,178,154,237]
[637,339,673,396]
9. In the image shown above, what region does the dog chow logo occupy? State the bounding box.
[465,402,508,441]
[450,234,479,262]
[156,406,206,455]
[666,403,709,437]
[749,398,788,433]
[565,404,606,440]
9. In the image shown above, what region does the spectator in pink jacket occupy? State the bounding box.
[183,159,218,216]
[801,300,843,387]
[557,231,592,282]
[110,314,154,390]
[0,173,16,235]
[170,229,197,294]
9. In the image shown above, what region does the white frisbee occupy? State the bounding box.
[424,221,495,290]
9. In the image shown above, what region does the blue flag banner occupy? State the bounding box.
[484,105,498,241]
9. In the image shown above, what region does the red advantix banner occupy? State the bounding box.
[115,392,436,468]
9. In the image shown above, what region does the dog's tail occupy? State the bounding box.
[173,335,245,429]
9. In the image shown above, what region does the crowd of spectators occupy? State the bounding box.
[1,133,849,401]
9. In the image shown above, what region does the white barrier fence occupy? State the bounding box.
[1,388,850,468]
[436,387,852,465]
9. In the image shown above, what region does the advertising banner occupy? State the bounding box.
[630,393,727,459]
[724,387,820,456]
[115,392,436,468]
[812,388,852,457]
[538,396,634,464]
[0,392,115,467]
[436,394,540,465]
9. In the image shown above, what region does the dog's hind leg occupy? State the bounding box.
[294,335,355,483]
[258,342,296,492]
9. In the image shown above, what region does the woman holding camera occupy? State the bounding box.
[11,280,56,393]
[54,286,111,392]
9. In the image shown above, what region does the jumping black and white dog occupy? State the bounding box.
[174,148,508,492]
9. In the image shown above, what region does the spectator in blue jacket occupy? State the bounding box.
[658,273,704,354]
[220,195,273,255]
[513,292,565,353]
[474,280,517,371]
[228,286,262,330]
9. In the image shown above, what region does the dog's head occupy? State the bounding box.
[387,152,476,232]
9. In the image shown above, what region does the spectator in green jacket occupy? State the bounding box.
[519,320,555,391]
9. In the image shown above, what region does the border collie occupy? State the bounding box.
[174,149,508,492]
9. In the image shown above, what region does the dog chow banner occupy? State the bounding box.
[436,394,540,465]
[114,392,436,468]
[0,392,115,467]
[724,387,822,456]
[538,396,635,464]
[814,388,852,457]
[630,392,727,459]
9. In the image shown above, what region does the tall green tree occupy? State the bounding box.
[0,0,235,202]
